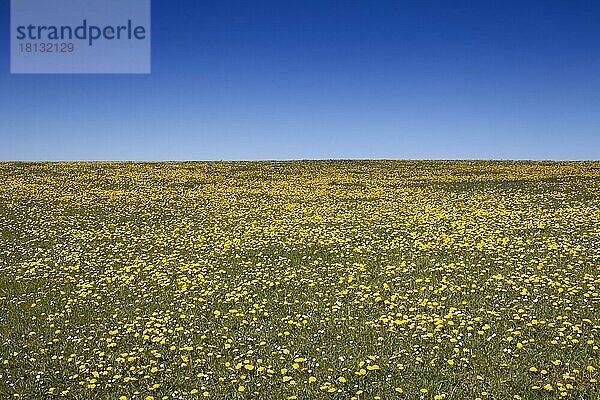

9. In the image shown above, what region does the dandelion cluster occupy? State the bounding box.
[0,161,598,399]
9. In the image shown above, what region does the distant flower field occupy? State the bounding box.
[0,161,599,400]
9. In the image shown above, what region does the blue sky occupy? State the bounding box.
[1,0,599,160]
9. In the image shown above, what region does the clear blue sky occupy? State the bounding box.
[1,0,599,160]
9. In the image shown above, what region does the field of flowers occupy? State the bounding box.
[0,161,599,400]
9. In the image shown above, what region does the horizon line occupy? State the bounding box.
[1,158,599,163]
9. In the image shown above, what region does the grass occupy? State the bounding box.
[0,160,598,400]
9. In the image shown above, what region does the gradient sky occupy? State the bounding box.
[1,0,599,160]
